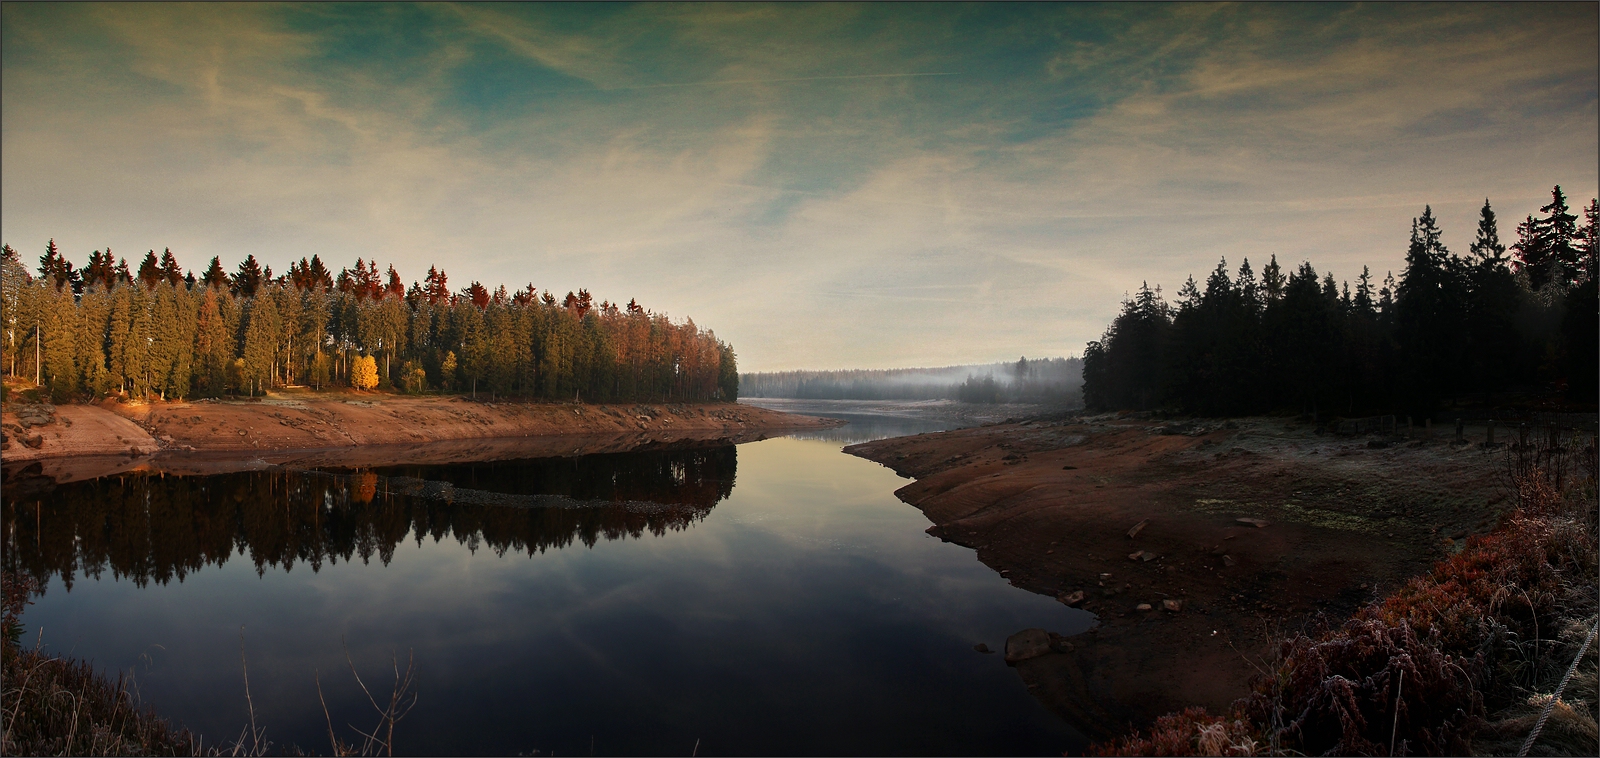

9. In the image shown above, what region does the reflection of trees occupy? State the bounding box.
[2,447,736,594]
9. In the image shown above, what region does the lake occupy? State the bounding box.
[3,402,1094,756]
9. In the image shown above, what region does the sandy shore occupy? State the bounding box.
[2,391,838,481]
[845,414,1512,740]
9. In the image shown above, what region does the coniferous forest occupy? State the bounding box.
[0,247,738,404]
[1083,186,1599,418]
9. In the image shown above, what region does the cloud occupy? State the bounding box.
[1,3,1594,371]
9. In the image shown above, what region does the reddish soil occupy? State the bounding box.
[2,391,837,482]
[846,414,1515,742]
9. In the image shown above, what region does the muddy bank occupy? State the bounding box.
[846,415,1514,741]
[2,392,838,481]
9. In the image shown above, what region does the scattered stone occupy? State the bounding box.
[1126,519,1150,539]
[1222,555,1237,567]
[1004,628,1054,663]
[973,643,993,654]
[1236,518,1270,528]
[1163,599,1184,612]
[1057,590,1085,607]
[1210,546,1226,556]
[1127,550,1145,561]
[23,433,44,449]
[1141,552,1157,562]
[1135,603,1152,611]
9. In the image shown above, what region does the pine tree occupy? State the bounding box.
[202,257,229,289]
[240,295,280,396]
[1469,199,1506,262]
[193,286,231,396]
[159,248,184,286]
[1260,254,1285,304]
[232,255,265,297]
[137,251,162,289]
[41,284,79,401]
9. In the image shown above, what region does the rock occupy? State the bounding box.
[1127,550,1145,560]
[1057,590,1085,607]
[1222,555,1237,567]
[1141,552,1157,562]
[1047,633,1075,653]
[1126,518,1150,539]
[1135,603,1152,611]
[1163,599,1184,612]
[973,643,993,654]
[1061,465,1077,470]
[1005,628,1054,663]
[23,433,44,449]
[1210,546,1227,556]
[1237,517,1270,528]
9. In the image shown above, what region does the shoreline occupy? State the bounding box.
[844,413,1517,740]
[1,392,840,480]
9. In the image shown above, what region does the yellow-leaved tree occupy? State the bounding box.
[350,354,379,390]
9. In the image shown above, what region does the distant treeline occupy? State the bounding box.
[1083,186,1598,417]
[0,245,737,403]
[742,357,1083,404]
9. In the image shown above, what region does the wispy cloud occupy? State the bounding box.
[1,2,1594,370]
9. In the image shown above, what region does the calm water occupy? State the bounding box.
[4,410,1093,756]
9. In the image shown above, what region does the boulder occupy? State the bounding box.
[1057,590,1085,607]
[1005,628,1054,663]
[23,433,44,449]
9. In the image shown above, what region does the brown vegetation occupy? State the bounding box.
[1091,432,1598,757]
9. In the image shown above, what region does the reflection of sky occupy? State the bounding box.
[3,4,1594,371]
[25,437,1091,755]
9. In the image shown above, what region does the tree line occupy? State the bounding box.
[0,246,738,404]
[1082,186,1598,418]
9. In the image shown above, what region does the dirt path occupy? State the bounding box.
[2,392,838,482]
[846,414,1514,741]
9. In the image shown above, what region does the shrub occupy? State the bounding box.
[350,355,379,391]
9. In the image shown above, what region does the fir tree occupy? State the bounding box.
[137,251,162,289]
[232,255,265,297]
[1469,199,1506,262]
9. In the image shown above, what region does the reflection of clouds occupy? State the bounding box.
[2,4,1594,371]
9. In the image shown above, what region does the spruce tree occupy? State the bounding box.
[233,255,264,297]
[241,295,280,396]
[137,251,162,289]
[1469,199,1506,262]
[202,257,229,288]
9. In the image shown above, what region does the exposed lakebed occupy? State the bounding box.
[3,402,1093,756]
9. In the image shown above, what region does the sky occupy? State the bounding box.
[2,2,1596,372]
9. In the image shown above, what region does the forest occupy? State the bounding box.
[0,247,738,404]
[1082,186,1599,419]
[742,357,1084,404]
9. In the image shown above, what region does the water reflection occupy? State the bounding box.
[2,447,736,593]
[5,436,1090,755]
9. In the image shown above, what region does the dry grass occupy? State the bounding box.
[1091,429,1598,757]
